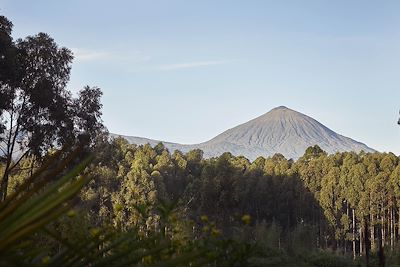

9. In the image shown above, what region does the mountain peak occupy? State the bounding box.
[253,106,302,124]
[267,106,297,115]
[207,107,374,159]
[272,105,289,110]
[114,107,375,161]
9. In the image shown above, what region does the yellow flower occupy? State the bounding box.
[67,209,76,218]
[90,227,101,237]
[41,256,50,264]
[202,226,210,233]
[114,203,123,212]
[211,227,221,237]
[143,255,152,263]
[200,215,208,223]
[241,214,251,225]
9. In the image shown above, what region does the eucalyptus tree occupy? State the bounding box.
[320,167,341,243]
[0,16,104,200]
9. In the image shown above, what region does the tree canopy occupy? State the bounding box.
[0,15,104,200]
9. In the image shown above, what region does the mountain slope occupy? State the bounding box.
[113,106,374,160]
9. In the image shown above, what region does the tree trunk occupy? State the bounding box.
[353,208,356,260]
[0,109,14,201]
[0,100,26,201]
[360,223,363,256]
[394,208,397,246]
[345,202,349,254]
[382,211,385,248]
[398,208,400,239]
[371,213,375,252]
[391,207,394,250]
[326,236,328,251]
[0,148,13,201]
[0,172,9,201]
[364,218,370,267]
[378,224,385,267]
[317,210,321,248]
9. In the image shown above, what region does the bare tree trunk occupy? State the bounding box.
[325,236,328,250]
[0,148,29,201]
[317,210,321,249]
[378,224,385,267]
[0,97,27,201]
[371,212,375,252]
[0,172,10,201]
[394,208,397,246]
[391,207,394,250]
[353,208,356,260]
[382,210,385,248]
[398,209,400,239]
[360,223,363,256]
[0,128,14,201]
[365,218,370,267]
[278,236,281,250]
[345,202,349,254]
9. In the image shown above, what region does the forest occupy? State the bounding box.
[70,139,400,266]
[1,14,400,267]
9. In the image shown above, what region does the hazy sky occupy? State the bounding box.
[2,0,400,154]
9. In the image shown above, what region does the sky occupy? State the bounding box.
[1,0,400,154]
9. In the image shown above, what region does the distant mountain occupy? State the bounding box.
[112,106,375,160]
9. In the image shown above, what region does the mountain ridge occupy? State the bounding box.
[112,106,375,160]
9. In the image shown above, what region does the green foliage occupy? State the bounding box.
[84,139,400,264]
[305,250,355,267]
[0,145,256,266]
[7,134,389,266]
[0,145,93,264]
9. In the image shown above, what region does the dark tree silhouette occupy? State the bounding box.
[0,16,104,200]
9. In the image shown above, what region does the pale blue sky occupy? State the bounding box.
[2,0,400,154]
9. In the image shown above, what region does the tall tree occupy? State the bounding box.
[0,16,104,200]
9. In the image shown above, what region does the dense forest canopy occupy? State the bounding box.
[82,139,400,258]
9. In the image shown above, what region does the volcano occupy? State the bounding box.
[113,106,374,160]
